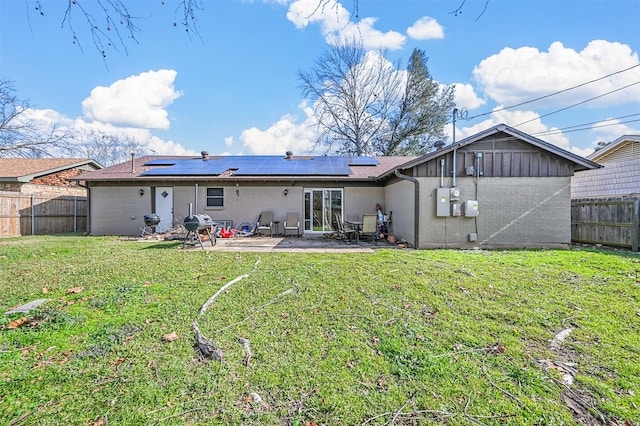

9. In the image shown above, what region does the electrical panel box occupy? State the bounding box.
[451,203,461,217]
[468,233,478,242]
[450,188,460,201]
[436,188,450,217]
[465,200,479,217]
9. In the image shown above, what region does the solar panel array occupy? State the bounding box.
[141,155,379,177]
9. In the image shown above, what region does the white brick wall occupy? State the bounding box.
[572,159,640,198]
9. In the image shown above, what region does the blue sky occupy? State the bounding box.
[1,0,639,159]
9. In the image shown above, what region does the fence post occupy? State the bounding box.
[633,197,640,252]
[74,196,77,233]
[31,193,35,235]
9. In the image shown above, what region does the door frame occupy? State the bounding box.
[154,186,174,232]
[303,188,343,234]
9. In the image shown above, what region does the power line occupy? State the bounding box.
[532,116,640,137]
[535,113,640,134]
[465,63,640,120]
[513,80,640,127]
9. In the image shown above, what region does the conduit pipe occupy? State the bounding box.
[452,148,457,187]
[394,169,420,249]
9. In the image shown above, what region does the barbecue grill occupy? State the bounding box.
[144,214,161,227]
[140,213,162,237]
[182,214,216,249]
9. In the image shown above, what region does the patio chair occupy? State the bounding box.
[283,212,300,237]
[360,214,378,244]
[334,212,357,241]
[256,211,274,236]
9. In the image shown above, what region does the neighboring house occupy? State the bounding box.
[571,135,640,198]
[0,158,102,196]
[0,158,103,236]
[571,135,640,251]
[76,124,599,248]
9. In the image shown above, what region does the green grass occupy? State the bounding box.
[0,235,638,425]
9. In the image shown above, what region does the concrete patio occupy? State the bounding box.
[190,234,404,252]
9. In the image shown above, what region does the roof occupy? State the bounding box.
[587,135,640,163]
[0,158,103,183]
[383,123,601,177]
[75,154,416,182]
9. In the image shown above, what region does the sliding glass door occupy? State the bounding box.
[304,189,343,233]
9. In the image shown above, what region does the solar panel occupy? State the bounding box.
[142,155,358,176]
[347,156,379,166]
[143,159,179,166]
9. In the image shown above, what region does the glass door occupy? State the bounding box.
[304,189,343,233]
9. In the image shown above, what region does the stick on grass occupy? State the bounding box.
[199,274,249,316]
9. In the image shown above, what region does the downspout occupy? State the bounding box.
[194,183,199,213]
[394,169,420,249]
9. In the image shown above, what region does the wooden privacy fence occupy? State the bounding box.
[0,192,87,237]
[571,196,640,251]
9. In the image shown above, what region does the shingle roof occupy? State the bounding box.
[75,155,416,182]
[0,158,102,182]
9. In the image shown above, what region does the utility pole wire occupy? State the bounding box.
[466,63,640,121]
[513,80,640,128]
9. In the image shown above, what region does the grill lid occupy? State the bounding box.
[144,214,161,226]
[184,214,214,231]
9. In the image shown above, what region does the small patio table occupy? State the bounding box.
[346,221,362,243]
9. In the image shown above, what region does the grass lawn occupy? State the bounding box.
[0,235,639,425]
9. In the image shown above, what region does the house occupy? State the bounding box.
[76,124,600,248]
[571,135,640,251]
[0,158,103,236]
[571,135,640,198]
[0,158,102,196]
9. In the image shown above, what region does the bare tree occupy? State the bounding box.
[0,79,71,158]
[70,128,146,166]
[27,0,203,58]
[299,40,405,156]
[298,41,453,156]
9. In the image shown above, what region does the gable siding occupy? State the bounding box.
[592,142,640,164]
[411,148,574,178]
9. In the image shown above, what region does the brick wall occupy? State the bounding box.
[30,168,87,187]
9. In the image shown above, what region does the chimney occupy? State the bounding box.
[201,151,209,160]
[285,151,293,159]
[130,152,135,173]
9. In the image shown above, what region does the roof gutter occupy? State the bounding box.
[394,169,419,249]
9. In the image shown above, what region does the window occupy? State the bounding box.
[206,187,224,207]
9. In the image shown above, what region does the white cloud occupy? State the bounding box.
[473,40,640,107]
[81,69,182,129]
[453,107,596,155]
[146,136,197,156]
[287,0,405,50]
[239,101,319,155]
[407,17,444,40]
[591,118,640,146]
[453,83,485,110]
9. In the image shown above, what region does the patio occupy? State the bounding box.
[203,234,402,252]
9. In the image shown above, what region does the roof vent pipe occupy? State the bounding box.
[130,152,135,173]
[285,151,293,159]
